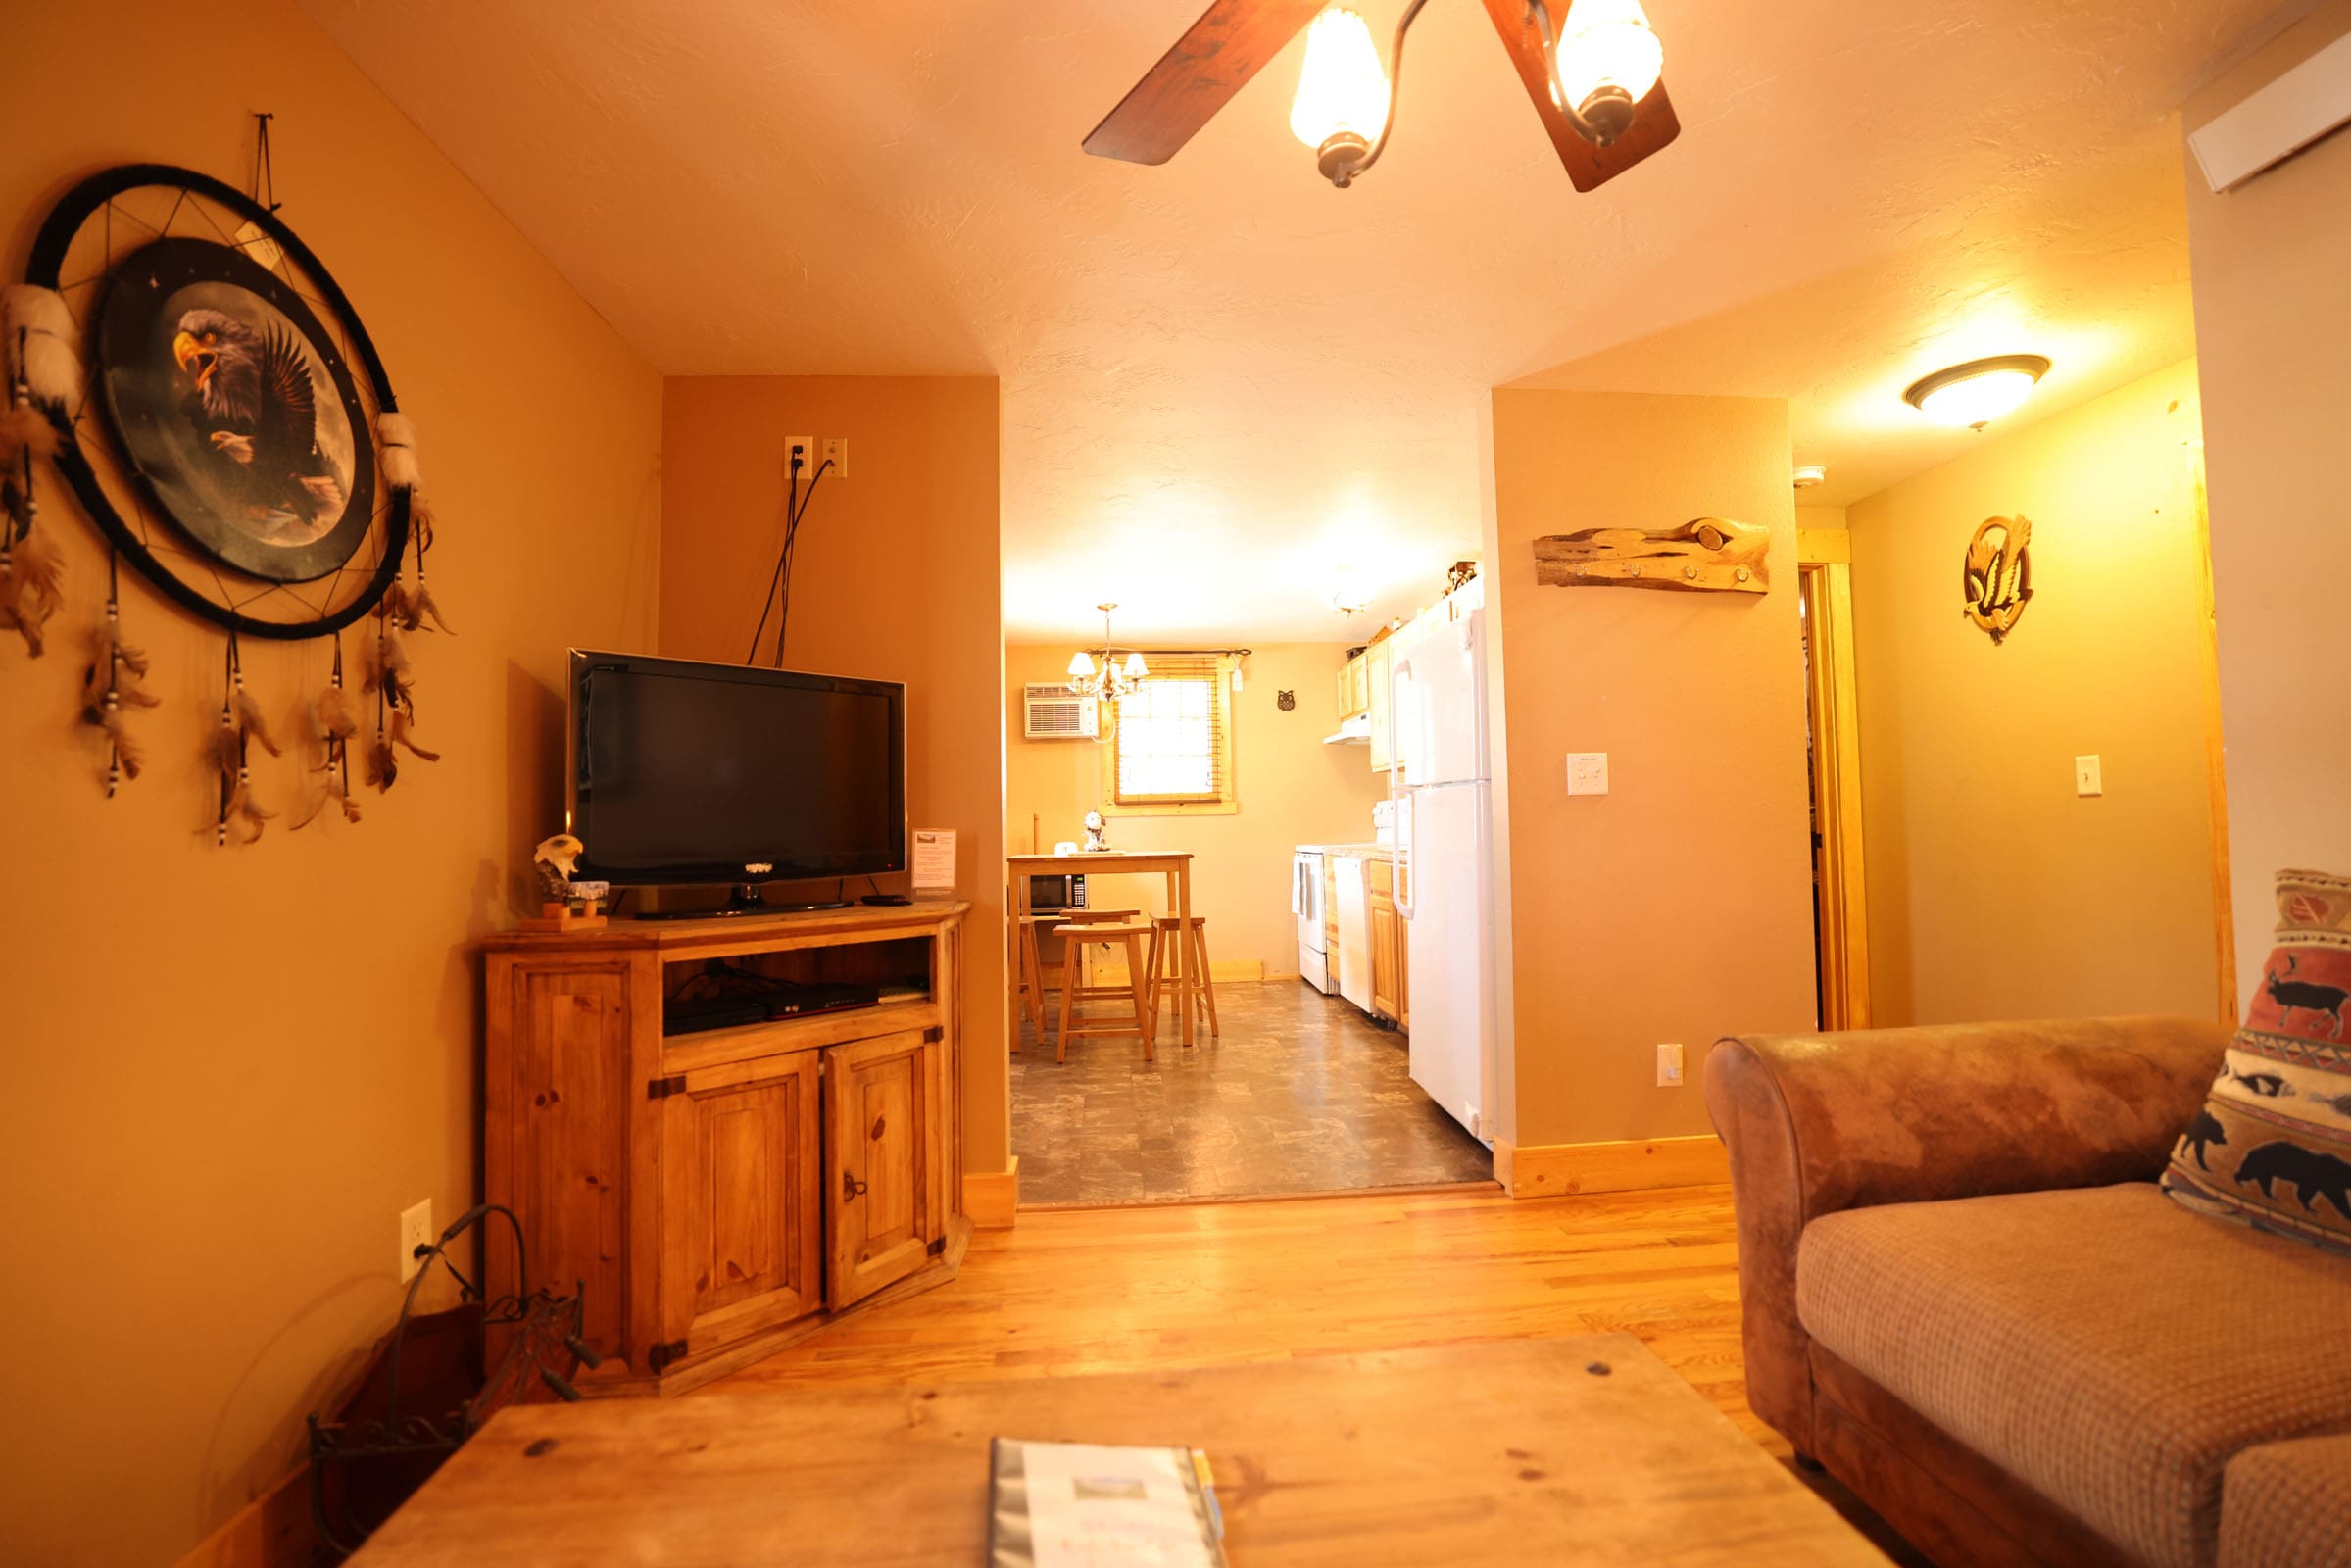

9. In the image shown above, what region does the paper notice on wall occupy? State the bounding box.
[912,829,957,896]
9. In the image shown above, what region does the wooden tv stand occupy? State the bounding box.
[481,900,971,1396]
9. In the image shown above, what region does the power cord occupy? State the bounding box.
[747,444,835,666]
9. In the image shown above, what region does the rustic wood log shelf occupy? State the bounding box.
[1533,517,1770,594]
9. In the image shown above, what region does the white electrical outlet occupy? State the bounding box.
[398,1198,434,1283]
[1566,752,1609,796]
[1656,1043,1685,1087]
[821,435,850,478]
[784,434,813,472]
[2076,755,2103,797]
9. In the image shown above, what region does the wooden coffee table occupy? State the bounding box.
[351,1335,1885,1565]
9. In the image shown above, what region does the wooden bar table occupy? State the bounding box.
[348,1336,1886,1565]
[1007,851,1197,1048]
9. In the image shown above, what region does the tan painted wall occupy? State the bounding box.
[1847,360,2225,1026]
[2184,0,2351,989]
[1004,643,1391,976]
[1486,391,1816,1147]
[0,2,662,1561]
[658,375,1008,1176]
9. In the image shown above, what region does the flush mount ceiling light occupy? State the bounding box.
[1902,355,2052,431]
[1084,0,1681,195]
[1066,602,1150,702]
[1792,465,1827,489]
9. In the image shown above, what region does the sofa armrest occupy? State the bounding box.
[1701,1015,2229,1451]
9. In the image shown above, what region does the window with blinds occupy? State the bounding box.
[1103,653,1237,813]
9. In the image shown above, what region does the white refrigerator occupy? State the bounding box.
[1392,608,1495,1144]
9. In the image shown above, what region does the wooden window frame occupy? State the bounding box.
[1100,654,1240,817]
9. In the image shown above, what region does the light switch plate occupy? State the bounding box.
[2076,755,2103,797]
[1566,752,1609,796]
[1656,1043,1685,1087]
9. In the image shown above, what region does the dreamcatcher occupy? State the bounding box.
[2,118,450,844]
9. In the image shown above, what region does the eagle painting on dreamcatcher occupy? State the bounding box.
[0,119,452,843]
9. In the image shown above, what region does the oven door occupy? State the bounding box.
[1294,852,1325,954]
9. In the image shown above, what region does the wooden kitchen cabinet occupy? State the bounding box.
[1365,639,1394,772]
[1336,651,1370,721]
[483,902,971,1396]
[824,1027,949,1309]
[658,1050,824,1353]
[1368,857,1405,1028]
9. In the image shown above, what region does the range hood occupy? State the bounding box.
[1322,715,1370,746]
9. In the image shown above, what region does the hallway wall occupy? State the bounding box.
[1846,359,2226,1026]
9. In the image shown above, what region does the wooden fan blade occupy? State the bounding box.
[1083,0,1331,166]
[1479,0,1681,193]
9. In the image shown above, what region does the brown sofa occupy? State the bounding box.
[1705,1017,2351,1568]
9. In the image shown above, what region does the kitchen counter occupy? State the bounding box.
[1298,841,1393,858]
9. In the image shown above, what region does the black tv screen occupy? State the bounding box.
[568,651,906,885]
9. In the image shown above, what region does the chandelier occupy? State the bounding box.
[1066,602,1150,702]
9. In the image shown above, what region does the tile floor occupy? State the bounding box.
[1010,977,1494,1205]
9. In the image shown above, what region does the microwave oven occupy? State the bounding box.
[1025,873,1088,911]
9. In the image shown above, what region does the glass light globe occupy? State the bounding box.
[1552,0,1664,113]
[1290,8,1391,149]
[1916,368,2041,427]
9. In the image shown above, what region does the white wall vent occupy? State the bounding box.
[2189,29,2351,193]
[1023,684,1099,740]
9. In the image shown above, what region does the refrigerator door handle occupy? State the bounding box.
[1395,794,1416,919]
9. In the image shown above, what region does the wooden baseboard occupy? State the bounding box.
[964,1156,1020,1229]
[1494,1135,1730,1199]
[173,1461,313,1568]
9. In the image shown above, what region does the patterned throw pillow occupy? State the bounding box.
[2163,868,2351,1255]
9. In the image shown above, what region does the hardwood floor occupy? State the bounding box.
[712,1182,1927,1563]
[1011,978,1494,1204]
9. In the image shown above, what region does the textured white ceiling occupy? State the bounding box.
[299,0,2271,644]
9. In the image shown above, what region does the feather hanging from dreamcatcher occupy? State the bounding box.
[0,308,69,658]
[2,284,84,412]
[212,634,273,846]
[295,637,363,829]
[78,553,156,794]
[365,411,449,789]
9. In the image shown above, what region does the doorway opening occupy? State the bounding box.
[1799,542,1871,1031]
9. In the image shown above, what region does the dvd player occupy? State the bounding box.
[665,978,881,1036]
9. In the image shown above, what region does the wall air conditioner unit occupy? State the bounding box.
[2188,29,2351,192]
[1023,684,1099,740]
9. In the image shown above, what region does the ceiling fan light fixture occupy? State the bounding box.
[1902,354,2052,429]
[1550,0,1664,142]
[1290,9,1392,157]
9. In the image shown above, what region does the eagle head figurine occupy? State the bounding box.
[533,833,586,903]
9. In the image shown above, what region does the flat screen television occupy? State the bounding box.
[567,650,906,906]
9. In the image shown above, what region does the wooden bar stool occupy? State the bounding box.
[1143,915,1220,1040]
[1051,921,1154,1064]
[1018,909,1138,1046]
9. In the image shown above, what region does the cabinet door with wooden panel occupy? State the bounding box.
[1366,640,1394,771]
[1367,858,1404,1025]
[824,1028,948,1309]
[656,1052,823,1360]
[485,956,650,1370]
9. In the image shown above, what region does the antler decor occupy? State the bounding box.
[1532,517,1769,594]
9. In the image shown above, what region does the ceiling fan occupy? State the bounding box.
[1083,0,1680,192]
